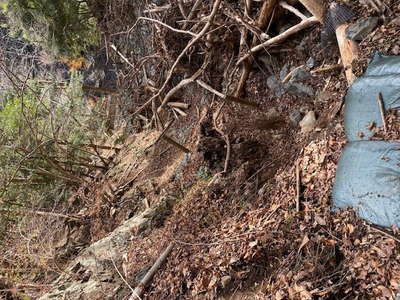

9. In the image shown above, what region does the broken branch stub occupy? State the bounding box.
[298,0,359,84]
[296,0,324,21]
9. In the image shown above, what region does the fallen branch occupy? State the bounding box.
[137,17,196,37]
[162,136,191,153]
[234,0,277,96]
[145,119,175,151]
[110,44,135,69]
[311,64,342,74]
[173,107,188,117]
[197,80,259,110]
[129,243,174,299]
[282,64,305,83]
[367,223,400,243]
[279,1,308,20]
[167,102,189,109]
[237,16,319,65]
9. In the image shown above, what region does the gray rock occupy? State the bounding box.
[290,67,311,82]
[267,75,285,97]
[306,57,315,69]
[285,82,314,97]
[346,17,379,41]
[39,209,157,300]
[289,109,302,126]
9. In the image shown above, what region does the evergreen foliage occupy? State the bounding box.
[3,0,99,57]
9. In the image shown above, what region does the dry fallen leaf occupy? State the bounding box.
[298,234,310,253]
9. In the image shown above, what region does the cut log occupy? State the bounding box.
[335,23,359,84]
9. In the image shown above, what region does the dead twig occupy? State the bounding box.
[162,136,191,153]
[137,17,196,37]
[197,80,259,110]
[157,53,210,114]
[129,243,174,299]
[173,107,188,117]
[177,0,188,19]
[196,79,224,98]
[133,0,222,116]
[110,44,135,69]
[167,102,189,109]
[182,0,203,30]
[145,119,175,151]
[280,1,308,20]
[237,16,319,65]
[367,223,400,243]
[377,93,387,133]
[311,64,342,74]
[143,5,171,14]
[282,64,306,83]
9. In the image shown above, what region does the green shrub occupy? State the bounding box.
[3,0,99,57]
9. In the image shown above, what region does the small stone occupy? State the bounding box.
[267,75,284,97]
[289,109,302,126]
[346,17,379,41]
[267,75,279,90]
[285,82,314,97]
[290,67,311,82]
[306,57,315,69]
[299,111,316,133]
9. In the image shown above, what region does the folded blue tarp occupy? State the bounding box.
[332,53,400,227]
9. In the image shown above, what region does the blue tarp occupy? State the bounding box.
[332,53,400,228]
